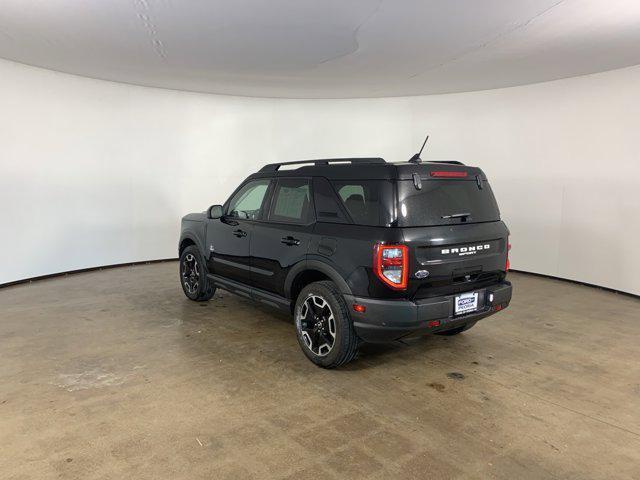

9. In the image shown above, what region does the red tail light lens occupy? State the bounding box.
[374,244,408,290]
[430,171,468,178]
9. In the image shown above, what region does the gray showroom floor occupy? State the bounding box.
[1,263,639,480]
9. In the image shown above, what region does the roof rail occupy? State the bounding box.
[259,157,386,172]
[426,160,465,166]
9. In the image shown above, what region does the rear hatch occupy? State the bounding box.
[395,164,509,299]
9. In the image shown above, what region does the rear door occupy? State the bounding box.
[396,175,509,299]
[205,178,271,285]
[251,177,314,296]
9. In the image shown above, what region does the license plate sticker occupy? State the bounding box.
[455,292,479,315]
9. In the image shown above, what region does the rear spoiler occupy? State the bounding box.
[426,161,465,165]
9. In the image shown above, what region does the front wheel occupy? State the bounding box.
[294,281,359,368]
[179,246,215,301]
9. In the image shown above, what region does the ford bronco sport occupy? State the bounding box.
[179,156,512,368]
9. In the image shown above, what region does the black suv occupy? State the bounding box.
[179,158,512,368]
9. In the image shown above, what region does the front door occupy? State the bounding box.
[205,178,271,285]
[251,177,314,296]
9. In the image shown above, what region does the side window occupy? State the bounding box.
[268,178,313,224]
[338,185,365,203]
[226,179,271,220]
[312,177,349,223]
[331,180,394,226]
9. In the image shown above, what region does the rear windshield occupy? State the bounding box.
[397,179,500,227]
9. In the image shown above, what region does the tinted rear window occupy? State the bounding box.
[331,180,395,226]
[397,179,500,227]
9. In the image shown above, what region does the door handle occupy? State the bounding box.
[281,236,300,246]
[233,229,247,238]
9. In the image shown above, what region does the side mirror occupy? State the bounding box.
[207,205,223,219]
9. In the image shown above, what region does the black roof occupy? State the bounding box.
[250,158,485,181]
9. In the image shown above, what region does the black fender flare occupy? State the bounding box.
[178,231,205,257]
[284,259,352,299]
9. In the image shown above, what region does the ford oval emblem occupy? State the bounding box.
[415,270,430,279]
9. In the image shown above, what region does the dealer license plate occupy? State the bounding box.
[455,292,479,315]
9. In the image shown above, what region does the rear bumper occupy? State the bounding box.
[345,281,512,343]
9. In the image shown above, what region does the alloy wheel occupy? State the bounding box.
[296,294,336,356]
[181,253,200,294]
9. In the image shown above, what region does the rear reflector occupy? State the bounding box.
[428,320,440,328]
[373,244,408,290]
[430,171,468,178]
[352,304,366,313]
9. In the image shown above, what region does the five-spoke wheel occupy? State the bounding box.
[294,281,359,368]
[179,245,215,301]
[181,253,200,295]
[296,294,337,357]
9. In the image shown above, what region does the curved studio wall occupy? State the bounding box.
[1,59,639,295]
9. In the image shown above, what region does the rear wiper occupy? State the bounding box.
[441,212,471,219]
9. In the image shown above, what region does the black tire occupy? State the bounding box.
[179,245,215,302]
[435,321,476,336]
[294,281,359,368]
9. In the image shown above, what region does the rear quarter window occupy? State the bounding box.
[331,180,395,226]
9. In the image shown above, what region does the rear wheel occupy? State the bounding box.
[294,281,359,368]
[179,245,215,301]
[436,321,476,336]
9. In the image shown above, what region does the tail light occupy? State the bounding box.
[374,244,408,290]
[506,240,511,271]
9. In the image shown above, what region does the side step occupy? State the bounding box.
[207,274,291,313]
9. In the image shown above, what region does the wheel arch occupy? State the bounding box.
[285,260,352,305]
[179,233,204,256]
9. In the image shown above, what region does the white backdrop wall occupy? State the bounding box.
[1,59,639,295]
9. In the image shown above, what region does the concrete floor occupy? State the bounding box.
[1,263,639,479]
